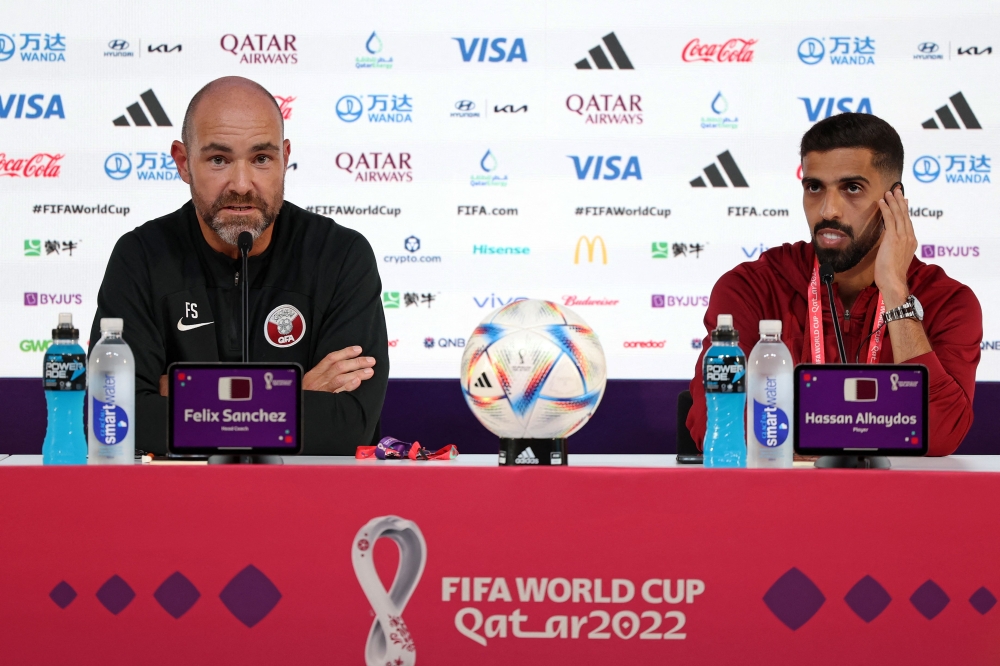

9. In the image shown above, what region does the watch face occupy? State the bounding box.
[911,295,924,320]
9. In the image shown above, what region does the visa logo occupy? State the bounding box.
[474,294,527,308]
[799,97,871,122]
[0,94,65,119]
[569,155,642,180]
[453,38,527,62]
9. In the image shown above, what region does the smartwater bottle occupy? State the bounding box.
[42,313,87,465]
[703,314,746,468]
[747,320,794,469]
[88,318,135,464]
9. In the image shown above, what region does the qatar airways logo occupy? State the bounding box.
[220,34,297,64]
[682,38,756,63]
[0,152,62,178]
[335,152,412,183]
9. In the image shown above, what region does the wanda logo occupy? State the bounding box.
[0,153,63,178]
[682,38,756,63]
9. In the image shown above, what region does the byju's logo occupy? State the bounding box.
[565,94,642,125]
[701,91,737,129]
[104,39,133,57]
[357,31,393,69]
[690,150,748,187]
[912,154,990,184]
[651,295,709,308]
[471,150,508,187]
[921,92,981,129]
[574,32,633,69]
[335,94,412,123]
[682,38,756,63]
[0,94,64,119]
[220,34,297,64]
[104,152,179,181]
[335,152,412,183]
[914,42,943,60]
[568,155,642,180]
[112,89,171,127]
[453,37,527,63]
[24,292,82,306]
[799,97,872,122]
[798,36,874,65]
[0,32,66,62]
[920,244,980,258]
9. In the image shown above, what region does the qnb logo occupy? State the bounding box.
[682,38,756,63]
[220,34,297,64]
[623,340,666,348]
[921,91,981,130]
[574,236,607,264]
[957,46,992,56]
[690,150,748,187]
[335,152,412,183]
[0,94,64,119]
[569,155,642,180]
[920,244,980,259]
[424,338,466,349]
[799,96,871,122]
[453,37,527,63]
[112,89,171,127]
[24,292,82,306]
[574,32,633,69]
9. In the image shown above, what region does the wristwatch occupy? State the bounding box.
[882,294,924,324]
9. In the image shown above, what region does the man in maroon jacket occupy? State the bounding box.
[687,113,981,456]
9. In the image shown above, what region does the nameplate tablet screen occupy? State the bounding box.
[168,363,302,455]
[794,364,928,456]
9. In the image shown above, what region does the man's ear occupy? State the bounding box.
[171,140,192,185]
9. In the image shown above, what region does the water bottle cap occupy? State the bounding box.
[711,314,739,342]
[100,318,124,333]
[759,320,782,335]
[716,314,733,328]
[52,312,78,340]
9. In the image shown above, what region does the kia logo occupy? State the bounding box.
[912,155,941,183]
[108,39,129,50]
[797,37,825,65]
[918,42,939,53]
[455,100,475,111]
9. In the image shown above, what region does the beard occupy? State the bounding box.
[811,216,882,273]
[192,181,282,246]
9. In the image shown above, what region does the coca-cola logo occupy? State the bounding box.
[0,153,63,178]
[274,96,295,120]
[682,38,756,63]
[623,340,666,348]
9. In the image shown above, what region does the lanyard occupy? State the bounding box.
[807,259,885,364]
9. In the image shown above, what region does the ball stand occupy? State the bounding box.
[208,454,284,465]
[499,438,568,466]
[815,455,890,469]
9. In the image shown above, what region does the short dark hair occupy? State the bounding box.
[181,77,283,146]
[800,113,903,180]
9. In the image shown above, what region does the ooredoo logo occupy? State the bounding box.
[623,340,666,348]
[264,304,306,348]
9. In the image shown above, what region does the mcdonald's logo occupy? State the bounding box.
[574,236,608,264]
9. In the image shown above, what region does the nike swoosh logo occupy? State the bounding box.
[177,318,215,332]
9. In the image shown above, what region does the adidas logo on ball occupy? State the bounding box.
[515,447,540,464]
[473,372,492,388]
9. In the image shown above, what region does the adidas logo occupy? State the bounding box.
[690,150,748,188]
[113,89,172,127]
[515,447,540,464]
[473,372,492,389]
[922,91,981,129]
[575,32,634,70]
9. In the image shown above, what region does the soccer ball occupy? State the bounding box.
[460,299,607,439]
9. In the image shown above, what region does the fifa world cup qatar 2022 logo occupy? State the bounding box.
[353,516,427,666]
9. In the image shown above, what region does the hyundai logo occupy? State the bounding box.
[104,153,132,180]
[0,33,15,61]
[912,156,941,183]
[335,95,363,123]
[917,42,939,54]
[107,39,129,51]
[455,100,475,111]
[404,235,420,252]
[797,37,825,65]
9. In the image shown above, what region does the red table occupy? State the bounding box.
[0,455,997,665]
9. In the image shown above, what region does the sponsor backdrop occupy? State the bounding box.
[2,3,998,398]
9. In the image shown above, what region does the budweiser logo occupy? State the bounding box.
[682,38,756,63]
[561,296,619,306]
[0,153,63,178]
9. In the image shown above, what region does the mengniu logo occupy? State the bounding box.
[357,31,393,69]
[0,32,66,62]
[920,244,980,259]
[800,97,872,122]
[453,37,526,62]
[104,152,179,181]
[0,153,62,178]
[335,152,412,183]
[274,96,295,120]
[921,92,981,129]
[574,236,607,264]
[690,150,748,187]
[912,154,990,184]
[335,94,412,123]
[565,94,642,125]
[574,32,633,69]
[264,304,306,348]
[798,36,875,65]
[569,155,642,180]
[0,94,64,119]
[112,89,171,127]
[23,292,82,306]
[220,34,297,64]
[682,38,756,63]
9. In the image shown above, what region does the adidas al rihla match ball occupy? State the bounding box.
[460,299,607,439]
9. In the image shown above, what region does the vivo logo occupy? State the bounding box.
[474,294,526,308]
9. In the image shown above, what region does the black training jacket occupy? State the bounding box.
[89,200,389,455]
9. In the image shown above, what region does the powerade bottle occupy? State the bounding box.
[42,313,87,465]
[88,318,135,465]
[747,320,794,469]
[703,314,746,468]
